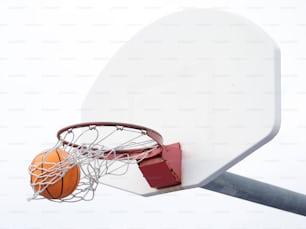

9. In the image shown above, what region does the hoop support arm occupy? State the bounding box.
[202,172,306,216]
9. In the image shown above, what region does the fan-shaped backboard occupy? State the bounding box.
[82,9,281,196]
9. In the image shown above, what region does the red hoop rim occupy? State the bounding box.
[56,122,164,159]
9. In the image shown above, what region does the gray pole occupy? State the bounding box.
[202,172,306,216]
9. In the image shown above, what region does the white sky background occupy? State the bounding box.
[1,0,306,228]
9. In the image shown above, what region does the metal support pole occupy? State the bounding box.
[202,172,306,216]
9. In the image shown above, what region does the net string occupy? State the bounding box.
[29,125,159,202]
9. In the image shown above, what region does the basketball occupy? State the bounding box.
[30,148,80,199]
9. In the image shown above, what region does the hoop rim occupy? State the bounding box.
[56,122,164,158]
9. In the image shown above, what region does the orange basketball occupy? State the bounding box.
[30,148,80,199]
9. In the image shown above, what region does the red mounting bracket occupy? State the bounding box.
[138,143,182,189]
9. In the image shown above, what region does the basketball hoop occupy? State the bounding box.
[29,122,182,202]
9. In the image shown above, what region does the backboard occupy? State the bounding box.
[82,9,281,196]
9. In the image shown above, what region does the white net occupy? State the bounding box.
[29,124,160,202]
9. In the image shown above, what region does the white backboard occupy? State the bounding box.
[82,9,281,196]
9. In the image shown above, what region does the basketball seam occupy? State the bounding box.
[43,153,55,199]
[73,165,80,194]
[55,149,64,199]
